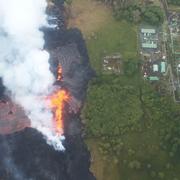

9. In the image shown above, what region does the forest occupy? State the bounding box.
[84,74,180,179]
[167,0,180,5]
[96,0,164,25]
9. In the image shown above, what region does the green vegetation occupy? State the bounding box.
[87,20,138,72]
[124,59,139,76]
[142,6,164,26]
[68,0,180,179]
[97,0,164,25]
[168,0,180,6]
[67,0,112,37]
[84,76,180,179]
[113,4,142,23]
[65,0,72,5]
[85,75,143,137]
[168,5,180,12]
[114,5,164,25]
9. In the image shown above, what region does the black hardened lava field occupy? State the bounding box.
[0,1,95,180]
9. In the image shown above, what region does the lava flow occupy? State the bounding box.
[50,89,69,135]
[49,64,69,135]
[57,64,63,81]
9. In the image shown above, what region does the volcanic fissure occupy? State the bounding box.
[0,1,95,180]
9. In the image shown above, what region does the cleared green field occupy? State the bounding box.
[86,139,120,180]
[87,20,138,73]
[68,0,138,73]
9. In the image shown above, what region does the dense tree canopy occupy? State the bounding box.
[124,60,139,76]
[96,0,164,25]
[84,75,142,136]
[97,0,134,8]
[142,6,164,25]
[84,74,180,178]
[168,0,180,5]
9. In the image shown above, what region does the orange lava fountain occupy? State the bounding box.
[49,64,69,135]
[57,64,63,81]
[50,89,69,135]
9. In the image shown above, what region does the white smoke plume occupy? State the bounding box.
[0,0,65,151]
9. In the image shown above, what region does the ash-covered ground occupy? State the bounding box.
[0,2,95,180]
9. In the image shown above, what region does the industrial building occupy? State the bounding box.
[140,27,159,52]
[139,25,167,82]
[142,60,167,81]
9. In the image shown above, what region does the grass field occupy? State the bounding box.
[168,4,180,12]
[67,0,138,73]
[87,20,138,72]
[86,139,120,180]
[67,0,111,37]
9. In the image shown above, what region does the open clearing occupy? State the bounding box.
[169,5,180,12]
[67,0,138,73]
[67,0,111,37]
[86,139,120,180]
[87,20,138,72]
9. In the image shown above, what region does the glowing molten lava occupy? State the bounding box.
[50,90,69,135]
[57,64,63,81]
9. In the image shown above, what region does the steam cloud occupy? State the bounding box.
[0,0,65,150]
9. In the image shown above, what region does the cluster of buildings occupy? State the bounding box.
[101,4,180,101]
[140,27,167,81]
[102,53,122,74]
[102,27,168,80]
[140,28,158,50]
[139,11,180,101]
[143,60,166,81]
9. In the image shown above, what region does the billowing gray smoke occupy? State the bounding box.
[0,0,65,151]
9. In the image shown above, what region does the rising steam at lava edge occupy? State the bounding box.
[0,0,68,151]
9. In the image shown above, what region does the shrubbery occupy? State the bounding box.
[168,0,180,6]
[97,0,165,25]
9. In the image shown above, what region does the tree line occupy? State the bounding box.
[97,0,164,25]
[168,0,180,5]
